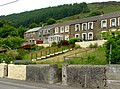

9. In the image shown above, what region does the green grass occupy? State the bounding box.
[65,47,107,65]
[36,47,107,68]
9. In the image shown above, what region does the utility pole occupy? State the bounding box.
[109,44,112,65]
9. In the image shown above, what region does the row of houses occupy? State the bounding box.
[24,12,120,44]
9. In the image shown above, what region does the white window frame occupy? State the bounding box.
[65,26,69,32]
[55,27,59,34]
[75,34,80,38]
[82,33,87,40]
[101,20,107,28]
[65,35,69,40]
[60,26,64,33]
[82,23,87,30]
[75,24,80,31]
[88,22,94,30]
[110,18,116,27]
[118,17,120,26]
[88,32,93,40]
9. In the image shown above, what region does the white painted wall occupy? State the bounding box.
[75,40,107,48]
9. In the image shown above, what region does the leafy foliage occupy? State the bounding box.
[105,31,120,64]
[47,18,56,25]
[0,36,25,49]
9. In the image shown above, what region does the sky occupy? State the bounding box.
[0,0,119,16]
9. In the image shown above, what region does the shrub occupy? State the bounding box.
[74,44,81,49]
[58,40,69,47]
[51,42,57,47]
[89,43,98,48]
[1,50,19,64]
[68,38,80,44]
[31,45,44,51]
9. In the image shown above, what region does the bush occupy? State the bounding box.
[31,45,44,51]
[1,50,19,64]
[74,44,81,49]
[89,43,98,48]
[51,42,57,47]
[68,38,80,44]
[58,40,69,47]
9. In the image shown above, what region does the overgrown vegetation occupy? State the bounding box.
[105,31,120,64]
[65,47,107,65]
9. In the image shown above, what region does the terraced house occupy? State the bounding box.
[24,12,120,44]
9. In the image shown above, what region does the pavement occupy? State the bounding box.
[0,78,85,89]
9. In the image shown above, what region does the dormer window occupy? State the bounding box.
[101,20,107,28]
[60,26,64,33]
[88,22,93,30]
[82,23,87,30]
[110,18,116,27]
[55,27,59,34]
[75,24,80,31]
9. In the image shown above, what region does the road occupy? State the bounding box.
[0,78,82,89]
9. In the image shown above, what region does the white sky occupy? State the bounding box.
[0,0,119,16]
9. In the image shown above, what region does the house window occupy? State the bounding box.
[82,33,87,41]
[110,18,116,27]
[82,23,87,30]
[88,22,93,30]
[65,35,69,40]
[75,34,80,38]
[55,27,59,34]
[60,26,64,33]
[101,20,107,28]
[65,26,69,32]
[75,24,80,31]
[88,32,93,40]
[118,17,120,26]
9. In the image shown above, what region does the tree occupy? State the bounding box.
[47,18,56,25]
[17,25,28,38]
[29,23,39,29]
[0,36,25,49]
[105,31,120,64]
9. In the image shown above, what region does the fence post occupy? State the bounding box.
[31,53,33,60]
[36,52,37,61]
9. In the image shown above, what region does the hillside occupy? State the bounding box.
[0,2,89,27]
[61,1,120,21]
[0,1,120,27]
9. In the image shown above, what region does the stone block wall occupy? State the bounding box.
[26,64,59,84]
[0,63,8,78]
[62,65,107,89]
[8,64,26,80]
[107,65,120,89]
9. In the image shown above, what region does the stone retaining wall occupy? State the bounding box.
[7,64,59,84]
[75,40,107,48]
[0,63,8,78]
[62,65,107,89]
[8,64,26,80]
[26,64,59,84]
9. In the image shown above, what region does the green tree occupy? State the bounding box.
[105,31,120,64]
[29,23,39,29]
[0,36,25,49]
[17,25,28,38]
[47,18,56,25]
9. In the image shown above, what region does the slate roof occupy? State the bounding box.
[25,27,42,33]
[55,11,120,27]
